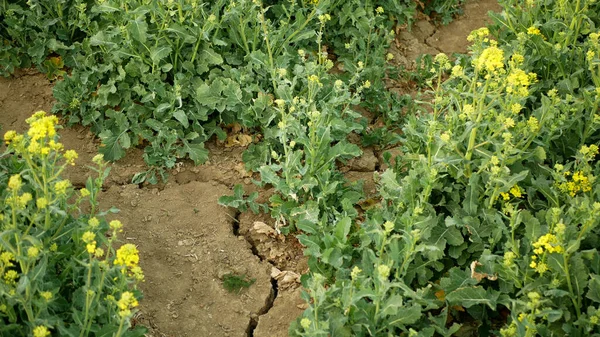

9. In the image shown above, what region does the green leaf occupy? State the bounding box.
[99,130,127,161]
[322,247,343,268]
[440,267,477,293]
[89,31,115,47]
[128,15,148,43]
[379,294,404,317]
[201,47,224,65]
[173,110,189,128]
[181,141,208,165]
[463,173,480,215]
[445,227,464,246]
[334,217,351,243]
[388,304,423,326]
[150,45,172,64]
[446,286,499,309]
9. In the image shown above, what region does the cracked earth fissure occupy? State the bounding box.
[232,211,278,337]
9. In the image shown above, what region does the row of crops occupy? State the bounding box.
[2,0,600,336]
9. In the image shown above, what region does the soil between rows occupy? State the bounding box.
[0,1,500,336]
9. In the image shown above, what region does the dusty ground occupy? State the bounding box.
[0,0,501,336]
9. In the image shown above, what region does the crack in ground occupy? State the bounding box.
[232,211,278,337]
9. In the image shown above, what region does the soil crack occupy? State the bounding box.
[232,211,278,337]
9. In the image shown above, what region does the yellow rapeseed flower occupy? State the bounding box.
[3,130,17,145]
[511,103,523,114]
[27,247,40,258]
[4,270,18,285]
[40,291,53,301]
[117,291,139,317]
[473,46,504,73]
[509,185,523,198]
[32,326,51,337]
[64,150,78,165]
[527,26,541,36]
[82,231,96,243]
[54,180,70,195]
[36,197,48,209]
[377,264,390,279]
[467,27,490,42]
[88,217,100,228]
[115,244,140,269]
[527,117,540,132]
[110,220,123,231]
[92,154,104,165]
[80,188,90,197]
[504,117,515,128]
[8,175,22,191]
[48,140,63,151]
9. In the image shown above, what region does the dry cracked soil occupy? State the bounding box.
[0,1,500,336]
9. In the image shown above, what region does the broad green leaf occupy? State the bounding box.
[446,286,499,309]
[378,294,404,317]
[150,45,172,64]
[145,119,163,131]
[440,267,477,293]
[181,141,208,165]
[173,110,189,128]
[196,82,221,107]
[445,227,464,246]
[322,247,343,268]
[387,304,422,326]
[99,130,127,161]
[258,165,281,186]
[334,217,351,242]
[128,16,148,43]
[463,173,480,215]
[89,31,115,47]
[201,47,224,65]
[165,23,196,43]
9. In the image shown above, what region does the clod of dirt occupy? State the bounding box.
[379,146,404,171]
[238,212,308,274]
[344,171,378,197]
[253,288,305,337]
[344,147,378,172]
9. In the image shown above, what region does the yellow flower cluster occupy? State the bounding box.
[530,233,564,274]
[5,176,33,210]
[506,69,537,96]
[580,144,599,161]
[26,111,58,141]
[82,231,97,254]
[115,243,144,281]
[4,111,79,166]
[307,74,322,87]
[533,233,564,254]
[473,46,504,74]
[32,326,51,337]
[467,27,490,42]
[4,269,18,285]
[117,291,139,318]
[501,185,524,201]
[557,170,594,196]
[54,180,71,195]
[503,251,516,267]
[527,26,542,36]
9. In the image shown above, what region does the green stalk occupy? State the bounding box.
[563,254,582,320]
[79,261,94,337]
